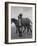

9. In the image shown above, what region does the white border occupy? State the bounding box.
[8,3,35,43]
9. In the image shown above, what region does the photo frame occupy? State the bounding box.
[5,2,36,44]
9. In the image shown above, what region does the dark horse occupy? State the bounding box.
[11,18,32,34]
[11,18,18,32]
[22,18,32,33]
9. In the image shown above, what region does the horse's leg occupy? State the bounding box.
[29,27,32,33]
[27,26,29,34]
[18,27,22,37]
[16,29,17,33]
[27,25,32,34]
[16,26,18,33]
[16,28,17,33]
[23,26,26,33]
[23,26,24,33]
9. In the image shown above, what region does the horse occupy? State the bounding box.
[22,18,32,34]
[11,18,32,34]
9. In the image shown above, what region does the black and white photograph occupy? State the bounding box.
[5,2,36,44]
[11,6,32,39]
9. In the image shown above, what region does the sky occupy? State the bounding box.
[11,6,32,22]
